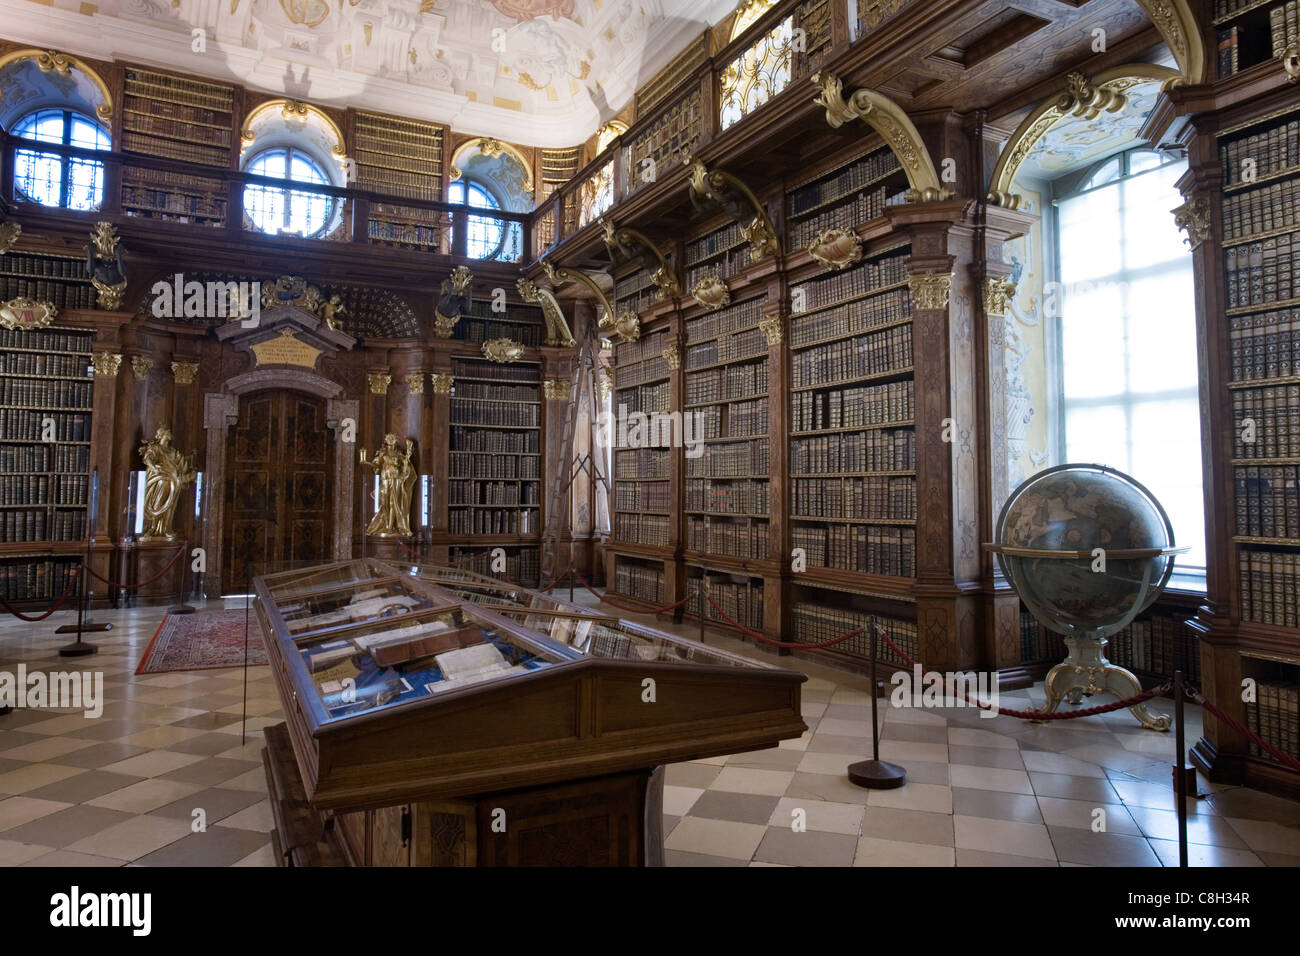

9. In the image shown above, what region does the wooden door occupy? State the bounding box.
[222,390,334,593]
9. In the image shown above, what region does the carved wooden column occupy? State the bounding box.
[661,320,685,617]
[88,350,122,599]
[541,338,577,580]
[897,201,981,672]
[428,368,453,568]
[760,300,788,643]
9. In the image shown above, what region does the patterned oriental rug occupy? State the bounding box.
[135,609,268,674]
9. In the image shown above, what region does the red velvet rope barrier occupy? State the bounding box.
[570,568,697,614]
[0,567,81,622]
[873,625,1171,720]
[84,546,187,591]
[705,594,867,650]
[1191,690,1300,773]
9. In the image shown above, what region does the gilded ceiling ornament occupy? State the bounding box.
[662,344,681,371]
[434,265,473,338]
[430,373,454,395]
[807,227,863,270]
[483,338,525,363]
[478,137,504,158]
[907,274,953,311]
[1173,195,1213,248]
[260,275,325,314]
[91,352,122,377]
[1133,1,1203,83]
[543,379,572,400]
[405,372,425,395]
[1056,72,1128,121]
[686,156,779,262]
[368,371,392,394]
[170,361,199,385]
[131,355,154,380]
[690,273,731,312]
[35,49,72,76]
[759,314,784,347]
[279,0,330,27]
[516,277,576,347]
[486,0,576,21]
[0,220,21,255]
[1282,42,1300,83]
[982,277,1017,316]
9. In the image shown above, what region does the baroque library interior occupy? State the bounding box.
[0,0,1298,889]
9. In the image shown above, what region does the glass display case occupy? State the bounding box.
[256,558,806,867]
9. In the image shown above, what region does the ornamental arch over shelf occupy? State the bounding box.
[448,137,535,196]
[0,49,113,130]
[1133,0,1205,86]
[986,63,1182,210]
[810,71,950,203]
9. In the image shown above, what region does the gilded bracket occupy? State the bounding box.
[811,72,951,203]
[516,277,576,347]
[601,218,682,299]
[1173,195,1213,248]
[540,259,639,342]
[686,156,780,262]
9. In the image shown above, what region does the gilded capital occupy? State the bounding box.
[170,361,199,385]
[430,373,454,394]
[131,356,154,380]
[91,352,122,377]
[907,273,953,311]
[759,314,785,347]
[405,372,425,394]
[543,379,572,400]
[662,344,682,371]
[368,371,392,395]
[1173,195,1212,248]
[982,277,1017,316]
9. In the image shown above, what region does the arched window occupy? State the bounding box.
[449,177,506,259]
[11,108,111,210]
[243,146,337,238]
[719,0,792,131]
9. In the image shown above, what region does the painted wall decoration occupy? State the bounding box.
[1000,187,1050,490]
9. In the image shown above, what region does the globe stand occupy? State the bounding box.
[1025,559,1174,732]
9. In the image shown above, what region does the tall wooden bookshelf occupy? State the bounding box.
[0,253,96,311]
[452,299,546,349]
[609,325,673,603]
[682,294,771,631]
[120,67,235,229]
[352,112,444,201]
[614,267,659,319]
[1161,45,1300,793]
[0,325,94,603]
[684,219,750,293]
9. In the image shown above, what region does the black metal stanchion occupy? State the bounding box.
[57,468,110,633]
[848,627,906,789]
[58,565,98,657]
[1174,669,1189,867]
[169,538,195,615]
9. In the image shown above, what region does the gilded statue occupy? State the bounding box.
[434,266,473,338]
[360,434,416,537]
[139,425,196,540]
[320,294,346,331]
[86,221,127,310]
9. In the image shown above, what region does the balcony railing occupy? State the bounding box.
[1,133,530,265]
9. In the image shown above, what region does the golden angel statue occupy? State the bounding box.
[139,425,196,540]
[360,434,416,537]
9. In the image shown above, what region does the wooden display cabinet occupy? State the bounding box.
[256,559,805,866]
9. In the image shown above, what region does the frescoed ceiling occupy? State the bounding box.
[1013,77,1164,181]
[0,0,739,146]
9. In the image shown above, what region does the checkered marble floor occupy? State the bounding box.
[2,596,1299,867]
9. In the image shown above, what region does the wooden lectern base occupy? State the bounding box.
[263,722,666,867]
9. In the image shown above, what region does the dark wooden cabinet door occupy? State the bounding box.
[222,390,333,593]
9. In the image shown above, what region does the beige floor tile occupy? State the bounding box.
[1036,796,1141,835]
[65,814,192,861]
[661,785,704,816]
[867,782,952,814]
[1029,771,1121,803]
[99,750,203,778]
[87,778,204,814]
[795,750,862,776]
[21,849,125,867]
[0,796,72,831]
[770,797,865,835]
[0,736,98,762]
[951,788,1043,824]
[0,838,55,865]
[854,836,955,866]
[664,816,766,860]
[878,740,950,764]
[216,799,273,831]
[1125,805,1247,847]
[948,727,1019,749]
[0,763,85,796]
[953,814,1056,860]
[14,714,102,736]
[949,764,1034,795]
[665,762,722,789]
[217,768,269,792]
[709,766,795,797]
[860,806,954,846]
[1147,839,1264,867]
[1020,750,1107,778]
[955,849,1058,867]
[755,827,857,866]
[120,725,206,749]
[1224,817,1300,855]
[231,843,278,867]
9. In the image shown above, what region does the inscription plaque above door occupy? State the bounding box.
[214,302,355,372]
